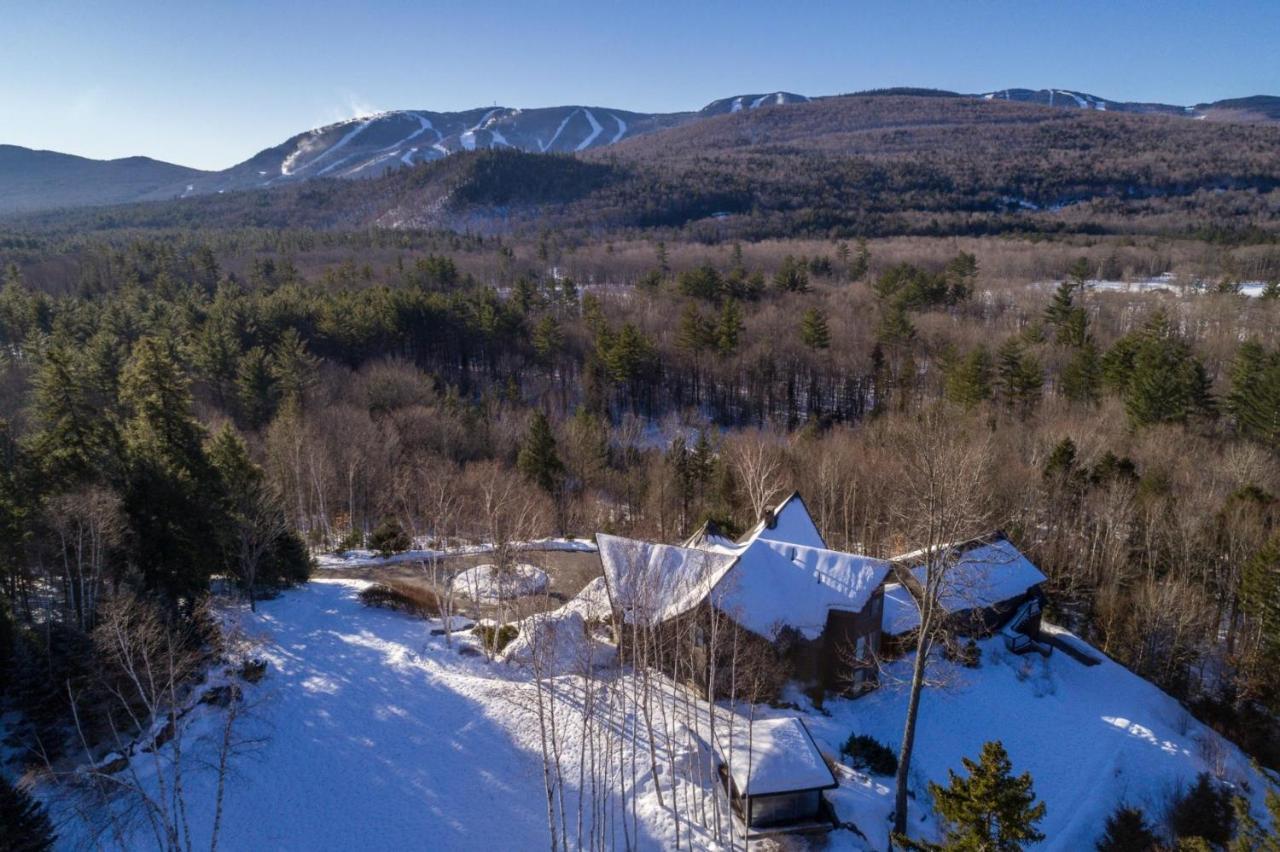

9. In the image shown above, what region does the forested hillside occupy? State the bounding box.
[9,94,1280,240]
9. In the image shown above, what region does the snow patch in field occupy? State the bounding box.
[451,563,549,604]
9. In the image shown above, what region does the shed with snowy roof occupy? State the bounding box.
[597,493,892,697]
[714,716,837,836]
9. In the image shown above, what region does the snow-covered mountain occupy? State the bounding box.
[5,86,1280,216]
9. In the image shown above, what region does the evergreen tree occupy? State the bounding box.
[1170,773,1235,847]
[944,346,994,409]
[1043,437,1079,481]
[236,346,277,429]
[30,344,121,485]
[269,328,320,408]
[1044,281,1078,333]
[1241,538,1280,664]
[1231,787,1280,852]
[1061,341,1103,404]
[715,299,744,356]
[677,302,712,353]
[120,337,225,605]
[1123,313,1215,427]
[944,252,978,303]
[773,256,810,293]
[1067,257,1092,288]
[517,410,565,497]
[1096,804,1159,852]
[368,516,412,557]
[800,308,831,350]
[532,315,562,367]
[0,774,56,852]
[899,740,1046,852]
[1228,341,1280,447]
[849,238,871,282]
[996,338,1044,416]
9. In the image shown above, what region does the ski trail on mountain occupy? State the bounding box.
[609,113,627,143]
[291,116,376,175]
[575,109,603,150]
[540,108,578,152]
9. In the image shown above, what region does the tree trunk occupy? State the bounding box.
[893,643,929,839]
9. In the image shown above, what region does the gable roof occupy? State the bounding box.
[715,539,892,640]
[738,492,827,549]
[715,716,837,797]
[882,534,1047,635]
[596,533,738,626]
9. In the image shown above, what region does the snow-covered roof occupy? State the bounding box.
[883,536,1047,635]
[737,492,827,550]
[715,539,892,640]
[596,534,738,626]
[715,717,837,797]
[601,494,890,639]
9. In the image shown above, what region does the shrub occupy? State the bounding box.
[841,733,898,776]
[358,582,440,618]
[473,623,519,653]
[945,638,981,668]
[336,528,364,552]
[1096,803,1159,852]
[368,517,412,557]
[0,772,56,851]
[1169,772,1234,847]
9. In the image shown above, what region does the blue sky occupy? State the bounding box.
[3,0,1277,170]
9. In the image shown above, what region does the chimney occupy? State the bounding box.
[763,508,777,529]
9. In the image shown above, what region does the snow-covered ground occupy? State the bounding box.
[1035,272,1271,298]
[42,581,1276,851]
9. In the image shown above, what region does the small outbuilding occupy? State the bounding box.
[714,716,837,838]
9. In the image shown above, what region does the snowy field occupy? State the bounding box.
[1033,272,1271,298]
[44,580,1275,851]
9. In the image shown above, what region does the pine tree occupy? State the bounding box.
[30,343,121,485]
[1231,787,1280,852]
[1228,341,1280,447]
[677,302,712,353]
[1068,257,1092,288]
[800,308,831,349]
[1170,773,1235,847]
[269,328,319,408]
[1044,281,1078,332]
[0,774,56,852]
[1043,437,1078,481]
[1061,341,1103,404]
[120,337,225,605]
[236,346,277,429]
[1096,804,1159,852]
[532,315,562,366]
[715,299,744,356]
[944,346,993,409]
[944,252,978,304]
[898,740,1046,851]
[1241,538,1280,663]
[1123,313,1215,426]
[996,338,1043,416]
[849,238,871,282]
[517,410,565,497]
[773,256,810,293]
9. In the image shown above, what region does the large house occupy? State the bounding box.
[598,494,893,698]
[597,493,1050,697]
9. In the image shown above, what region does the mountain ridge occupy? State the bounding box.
[3,86,1279,216]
